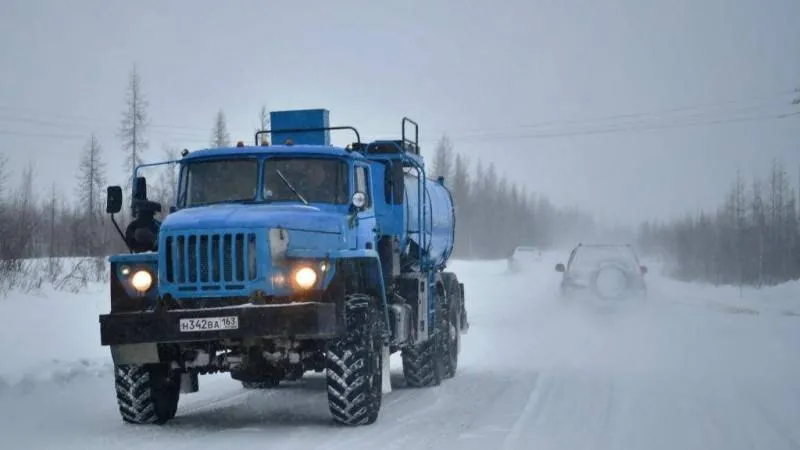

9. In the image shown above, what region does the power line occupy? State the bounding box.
[0,108,794,147]
[0,105,212,133]
[430,89,797,137]
[0,88,795,136]
[440,111,794,144]
[0,88,796,146]
[427,105,793,144]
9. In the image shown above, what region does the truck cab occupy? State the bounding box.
[157,143,375,303]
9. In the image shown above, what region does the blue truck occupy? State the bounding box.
[99,109,469,426]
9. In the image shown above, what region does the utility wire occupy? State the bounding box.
[0,88,795,136]
[432,104,795,143]
[0,88,796,145]
[432,89,798,137]
[440,111,794,144]
[0,108,794,145]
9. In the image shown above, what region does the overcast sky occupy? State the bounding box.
[1,0,798,226]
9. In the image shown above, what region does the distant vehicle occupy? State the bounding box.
[555,243,648,301]
[507,246,542,273]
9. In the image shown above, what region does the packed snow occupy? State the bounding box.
[1,252,799,449]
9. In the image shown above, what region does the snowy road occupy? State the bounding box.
[2,255,800,449]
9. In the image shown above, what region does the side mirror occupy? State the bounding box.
[106,186,122,214]
[351,191,366,209]
[133,176,147,201]
[555,263,565,273]
[640,265,648,275]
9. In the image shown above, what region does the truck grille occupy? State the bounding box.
[164,232,258,287]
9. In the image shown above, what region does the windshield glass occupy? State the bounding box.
[569,246,638,273]
[182,159,259,206]
[262,157,348,204]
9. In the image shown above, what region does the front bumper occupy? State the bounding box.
[99,302,342,346]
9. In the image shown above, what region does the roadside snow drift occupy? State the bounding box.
[1,253,799,450]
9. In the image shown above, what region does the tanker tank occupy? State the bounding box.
[402,172,455,269]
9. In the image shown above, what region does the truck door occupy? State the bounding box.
[353,163,377,250]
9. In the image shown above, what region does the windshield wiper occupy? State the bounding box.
[275,169,309,205]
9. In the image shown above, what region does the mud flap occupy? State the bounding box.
[381,343,392,394]
[180,372,199,394]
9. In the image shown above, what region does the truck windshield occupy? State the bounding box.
[263,157,349,204]
[182,158,259,206]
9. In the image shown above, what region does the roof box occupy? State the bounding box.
[269,108,330,146]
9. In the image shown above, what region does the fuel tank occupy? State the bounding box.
[402,173,455,268]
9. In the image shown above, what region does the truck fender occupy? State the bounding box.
[333,251,391,339]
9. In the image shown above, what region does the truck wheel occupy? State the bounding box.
[401,288,445,388]
[326,294,383,426]
[441,278,461,379]
[114,364,180,425]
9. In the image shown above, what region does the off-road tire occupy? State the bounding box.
[114,364,180,425]
[401,290,445,388]
[326,294,384,426]
[441,277,461,379]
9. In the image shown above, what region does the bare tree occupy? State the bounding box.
[451,153,471,256]
[75,134,107,255]
[118,64,149,188]
[750,178,766,287]
[0,152,9,277]
[0,152,8,201]
[256,104,270,136]
[3,162,37,260]
[46,183,64,280]
[75,134,107,219]
[430,134,454,183]
[153,145,180,214]
[211,109,231,148]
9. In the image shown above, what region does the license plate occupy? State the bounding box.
[179,316,239,332]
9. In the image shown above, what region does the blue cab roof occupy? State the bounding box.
[182,144,365,162]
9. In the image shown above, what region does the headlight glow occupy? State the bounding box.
[131,270,153,292]
[294,267,317,289]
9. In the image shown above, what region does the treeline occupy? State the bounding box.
[638,160,800,287]
[429,135,596,259]
[0,151,125,293]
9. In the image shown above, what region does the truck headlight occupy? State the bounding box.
[131,270,153,293]
[294,266,317,289]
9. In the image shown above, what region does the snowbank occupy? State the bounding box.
[0,278,111,392]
